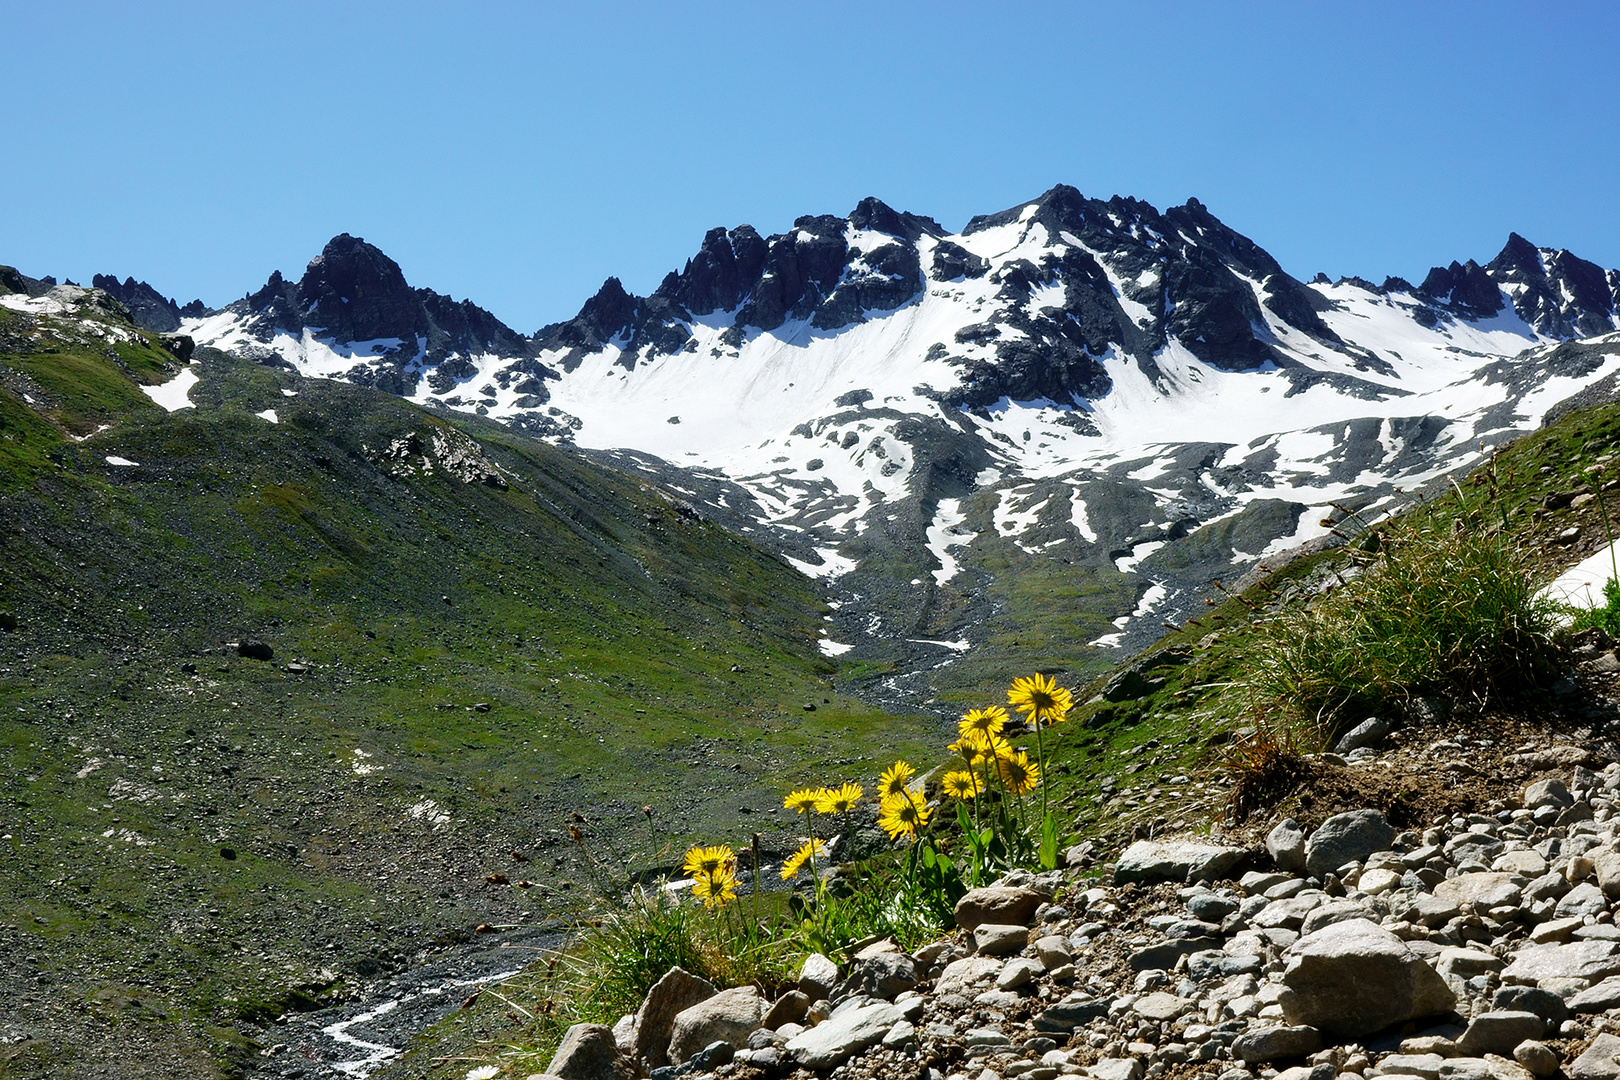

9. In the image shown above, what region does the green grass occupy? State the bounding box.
[1245,493,1563,726]
[6,290,1619,1079]
[1571,577,1620,636]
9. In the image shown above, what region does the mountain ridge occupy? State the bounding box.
[43,187,1620,708]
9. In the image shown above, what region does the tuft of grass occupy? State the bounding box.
[499,888,799,1069]
[1246,499,1562,726]
[561,891,794,1023]
[1218,715,1312,823]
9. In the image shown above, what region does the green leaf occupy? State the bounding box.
[1039,812,1059,871]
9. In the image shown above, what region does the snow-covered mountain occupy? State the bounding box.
[167,187,1620,705]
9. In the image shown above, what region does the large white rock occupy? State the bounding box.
[797,952,839,1000]
[545,1023,636,1080]
[1435,872,1522,910]
[1091,1058,1147,1080]
[1594,850,1620,899]
[1502,940,1620,987]
[1267,819,1307,873]
[1456,1011,1549,1056]
[1570,1033,1620,1080]
[784,998,906,1069]
[1278,918,1455,1037]
[667,985,764,1064]
[1304,810,1396,879]
[632,966,715,1069]
[1113,840,1245,885]
[953,885,1046,929]
[934,955,1002,994]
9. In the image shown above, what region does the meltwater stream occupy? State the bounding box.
[249,927,563,1079]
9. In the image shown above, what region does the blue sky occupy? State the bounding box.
[4,2,1617,331]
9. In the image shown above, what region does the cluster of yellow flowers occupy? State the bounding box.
[780,779,875,881]
[678,673,1075,908]
[939,673,1074,801]
[682,844,739,908]
[874,760,931,841]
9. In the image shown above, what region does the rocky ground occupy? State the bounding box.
[519,646,1620,1080]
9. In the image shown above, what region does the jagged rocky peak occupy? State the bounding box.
[955,185,1338,382]
[0,265,56,298]
[535,185,1408,390]
[90,274,208,333]
[229,234,530,375]
[1416,233,1620,336]
[1419,257,1505,318]
[1486,232,1619,337]
[535,196,945,369]
[296,233,419,343]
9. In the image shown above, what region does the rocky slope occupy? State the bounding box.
[163,190,1620,711]
[472,717,1620,1080]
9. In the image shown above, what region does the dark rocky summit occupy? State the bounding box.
[90,274,207,332]
[101,190,1620,425]
[220,233,535,394]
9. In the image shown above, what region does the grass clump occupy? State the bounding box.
[1247,491,1562,727]
[1219,715,1311,822]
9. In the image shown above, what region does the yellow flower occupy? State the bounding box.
[878,761,915,801]
[682,844,739,908]
[942,769,980,800]
[949,734,992,764]
[779,837,826,879]
[816,782,862,815]
[995,749,1041,795]
[784,787,823,814]
[682,844,734,879]
[1008,673,1073,725]
[878,796,931,841]
[691,864,738,908]
[958,705,1008,742]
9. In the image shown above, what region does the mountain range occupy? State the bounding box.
[63,185,1620,706]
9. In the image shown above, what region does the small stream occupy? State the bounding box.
[248,927,563,1079]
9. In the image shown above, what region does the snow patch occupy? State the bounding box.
[925,498,975,585]
[1539,542,1620,609]
[141,366,199,411]
[784,547,859,579]
[1114,540,1165,574]
[406,799,450,828]
[905,638,971,652]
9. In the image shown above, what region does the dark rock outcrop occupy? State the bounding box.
[227,234,533,383]
[91,275,205,333]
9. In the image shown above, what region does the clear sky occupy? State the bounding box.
[4,1,1617,332]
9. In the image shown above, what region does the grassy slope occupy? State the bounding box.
[0,300,938,1077]
[1023,392,1620,856]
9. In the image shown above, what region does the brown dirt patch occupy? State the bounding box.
[1218,691,1618,844]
